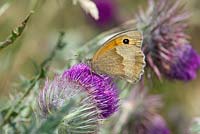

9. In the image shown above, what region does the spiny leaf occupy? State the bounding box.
[0,11,34,50]
[33,100,75,134]
[59,103,99,134]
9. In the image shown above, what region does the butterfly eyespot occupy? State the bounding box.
[123,39,129,44]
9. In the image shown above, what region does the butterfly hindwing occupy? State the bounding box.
[92,48,125,77]
[115,45,145,83]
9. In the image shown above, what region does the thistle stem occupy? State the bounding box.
[0,32,66,128]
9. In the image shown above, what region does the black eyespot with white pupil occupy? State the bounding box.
[123,39,129,44]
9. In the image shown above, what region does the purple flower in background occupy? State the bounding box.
[38,63,119,119]
[164,44,200,81]
[136,0,200,81]
[88,0,119,29]
[148,115,170,134]
[113,84,170,134]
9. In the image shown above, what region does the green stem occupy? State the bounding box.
[0,32,66,128]
[0,12,33,51]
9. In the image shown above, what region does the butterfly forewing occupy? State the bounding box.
[91,30,145,83]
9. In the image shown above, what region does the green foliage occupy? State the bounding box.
[0,0,199,134]
[58,103,99,134]
[29,100,75,134]
[0,32,67,133]
[190,119,200,134]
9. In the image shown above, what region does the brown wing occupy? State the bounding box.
[91,48,125,77]
[115,45,145,83]
[91,30,145,83]
[92,30,143,60]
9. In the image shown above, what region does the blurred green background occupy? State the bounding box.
[0,0,200,133]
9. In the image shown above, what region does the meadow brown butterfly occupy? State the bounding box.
[91,30,145,83]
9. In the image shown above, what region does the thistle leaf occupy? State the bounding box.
[29,100,75,134]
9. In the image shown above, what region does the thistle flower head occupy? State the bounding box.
[38,63,119,133]
[114,84,169,134]
[38,74,100,133]
[124,87,168,134]
[38,63,119,119]
[148,115,170,134]
[62,63,119,118]
[136,0,200,81]
[164,44,200,80]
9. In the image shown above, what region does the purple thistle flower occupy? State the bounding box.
[113,84,170,134]
[62,63,119,118]
[164,44,200,81]
[87,0,119,29]
[38,75,100,133]
[148,115,170,134]
[136,0,200,81]
[38,63,119,119]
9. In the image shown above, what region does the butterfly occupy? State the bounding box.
[91,30,145,83]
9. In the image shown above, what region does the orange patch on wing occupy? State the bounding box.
[93,36,124,60]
